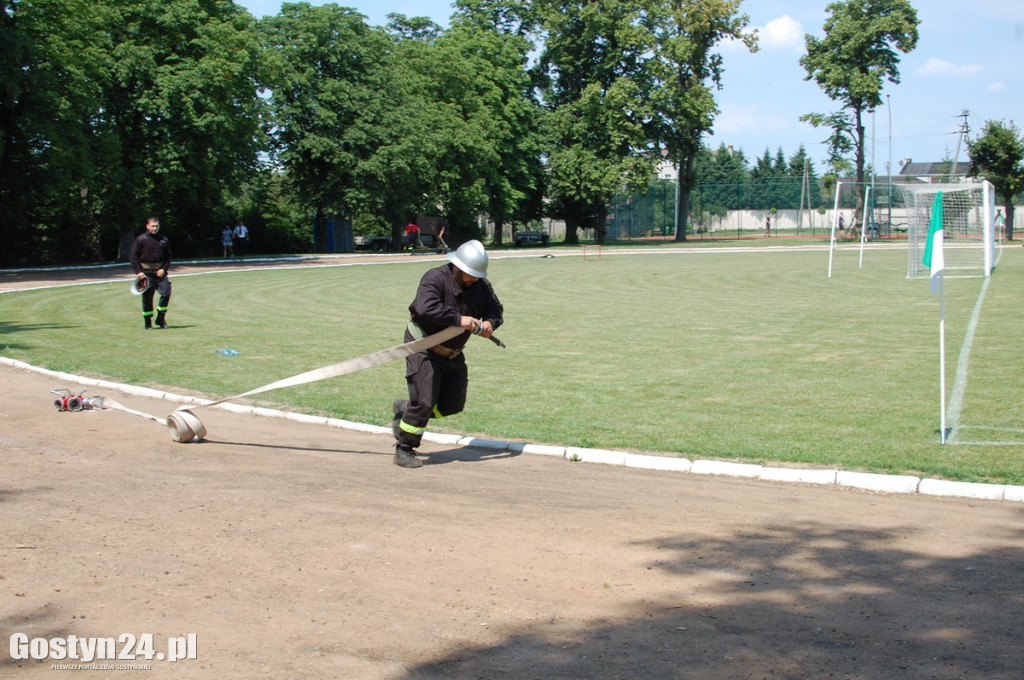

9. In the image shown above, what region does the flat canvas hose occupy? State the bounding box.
[93,325,507,442]
[160,323,500,442]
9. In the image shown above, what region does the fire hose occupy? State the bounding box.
[80,325,504,443]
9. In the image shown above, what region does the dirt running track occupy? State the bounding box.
[3,259,1024,679]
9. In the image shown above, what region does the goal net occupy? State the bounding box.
[897,181,995,279]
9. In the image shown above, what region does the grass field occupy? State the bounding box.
[4,242,1023,484]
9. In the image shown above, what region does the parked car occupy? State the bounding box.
[514,231,550,247]
[354,235,392,251]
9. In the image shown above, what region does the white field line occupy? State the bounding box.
[944,247,1010,445]
[944,276,988,444]
[943,270,1024,445]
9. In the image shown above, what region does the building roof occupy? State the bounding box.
[898,161,969,180]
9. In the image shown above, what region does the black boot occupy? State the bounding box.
[394,445,422,469]
[155,311,167,329]
[144,315,153,330]
[391,399,407,440]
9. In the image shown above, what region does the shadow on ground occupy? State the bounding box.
[403,519,1024,680]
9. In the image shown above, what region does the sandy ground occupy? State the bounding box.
[3,259,1024,679]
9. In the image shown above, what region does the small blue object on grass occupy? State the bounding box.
[217,348,240,356]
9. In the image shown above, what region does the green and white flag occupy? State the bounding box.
[921,191,948,443]
[921,191,944,294]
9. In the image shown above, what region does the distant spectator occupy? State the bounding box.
[233,220,249,258]
[437,220,449,251]
[221,225,234,258]
[403,222,424,249]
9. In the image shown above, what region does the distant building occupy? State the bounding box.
[897,159,970,183]
[656,149,678,181]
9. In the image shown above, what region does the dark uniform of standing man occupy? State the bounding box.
[130,217,172,330]
[392,240,503,468]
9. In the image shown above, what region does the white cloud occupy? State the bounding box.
[754,14,805,51]
[987,81,1006,92]
[919,58,984,77]
[726,13,804,53]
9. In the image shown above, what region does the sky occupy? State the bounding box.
[237,0,1024,175]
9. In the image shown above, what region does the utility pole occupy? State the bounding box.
[799,159,812,235]
[950,109,970,181]
[887,94,892,231]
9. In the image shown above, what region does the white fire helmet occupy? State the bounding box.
[447,239,488,278]
[130,277,151,295]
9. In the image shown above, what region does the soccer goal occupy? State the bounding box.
[897,181,996,279]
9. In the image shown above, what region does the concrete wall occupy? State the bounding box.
[480,203,1022,242]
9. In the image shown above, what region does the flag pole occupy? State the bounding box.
[923,190,946,444]
[938,270,947,444]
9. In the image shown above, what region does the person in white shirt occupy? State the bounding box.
[233,220,249,258]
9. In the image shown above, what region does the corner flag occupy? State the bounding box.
[921,191,944,294]
[922,191,948,443]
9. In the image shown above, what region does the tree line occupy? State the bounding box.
[1,0,756,266]
[8,0,1018,267]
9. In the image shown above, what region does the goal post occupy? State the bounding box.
[826,180,874,278]
[897,181,995,280]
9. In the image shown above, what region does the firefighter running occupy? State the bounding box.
[391,240,504,468]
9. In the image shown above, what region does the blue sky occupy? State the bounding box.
[237,0,1024,175]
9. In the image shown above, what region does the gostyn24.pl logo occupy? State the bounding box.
[9,633,197,663]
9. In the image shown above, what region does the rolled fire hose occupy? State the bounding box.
[158,324,502,442]
[100,397,207,438]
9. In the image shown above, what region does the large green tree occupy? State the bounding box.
[101,0,266,260]
[381,13,544,245]
[357,16,504,244]
[0,0,113,265]
[645,0,755,242]
[260,3,390,250]
[446,3,545,245]
[533,0,654,245]
[968,119,1024,241]
[1,0,265,265]
[800,0,919,225]
[748,147,789,211]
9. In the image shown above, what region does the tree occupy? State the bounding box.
[968,119,1024,240]
[447,1,545,245]
[0,0,265,265]
[260,4,390,251]
[694,143,749,212]
[800,0,919,224]
[748,148,783,210]
[645,0,755,242]
[385,13,544,245]
[0,0,114,265]
[98,0,266,260]
[532,0,654,245]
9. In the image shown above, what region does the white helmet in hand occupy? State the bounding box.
[448,239,488,278]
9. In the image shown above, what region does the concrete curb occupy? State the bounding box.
[691,460,763,478]
[6,356,1023,505]
[837,471,921,495]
